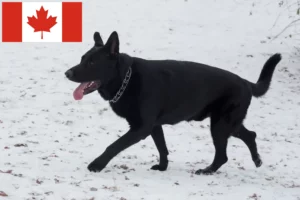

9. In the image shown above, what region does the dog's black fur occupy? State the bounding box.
[65,31,282,175]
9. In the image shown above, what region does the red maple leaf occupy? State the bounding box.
[27,6,57,40]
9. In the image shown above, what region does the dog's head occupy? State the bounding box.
[65,31,120,100]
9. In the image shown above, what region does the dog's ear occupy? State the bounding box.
[105,31,119,55]
[93,32,104,46]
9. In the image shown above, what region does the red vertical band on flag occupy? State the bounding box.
[2,2,22,42]
[62,2,82,42]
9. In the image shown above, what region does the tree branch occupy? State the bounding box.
[271,19,300,41]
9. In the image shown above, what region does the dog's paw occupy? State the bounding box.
[87,160,106,173]
[195,167,215,175]
[150,164,167,171]
[253,155,262,168]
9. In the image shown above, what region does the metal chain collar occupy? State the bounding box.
[109,66,132,103]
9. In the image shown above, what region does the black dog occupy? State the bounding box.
[65,31,281,175]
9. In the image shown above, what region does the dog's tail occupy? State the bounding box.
[249,53,282,98]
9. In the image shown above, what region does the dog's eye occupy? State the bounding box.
[89,61,94,66]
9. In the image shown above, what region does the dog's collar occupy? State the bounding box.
[109,66,132,103]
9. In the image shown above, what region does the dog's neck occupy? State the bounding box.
[109,66,132,103]
[97,53,133,101]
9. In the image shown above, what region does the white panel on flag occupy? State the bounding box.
[22,2,62,42]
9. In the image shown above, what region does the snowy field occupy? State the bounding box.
[1,0,300,199]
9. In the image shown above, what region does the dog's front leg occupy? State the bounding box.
[150,125,169,171]
[88,128,151,173]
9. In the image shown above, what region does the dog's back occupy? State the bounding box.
[131,57,250,124]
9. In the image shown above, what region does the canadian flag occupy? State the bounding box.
[2,2,82,42]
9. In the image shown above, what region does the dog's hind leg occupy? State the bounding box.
[195,100,247,175]
[150,125,169,171]
[195,115,231,175]
[232,125,262,168]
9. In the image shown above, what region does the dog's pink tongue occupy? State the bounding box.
[73,83,89,100]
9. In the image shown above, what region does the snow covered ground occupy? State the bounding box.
[0,0,300,199]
